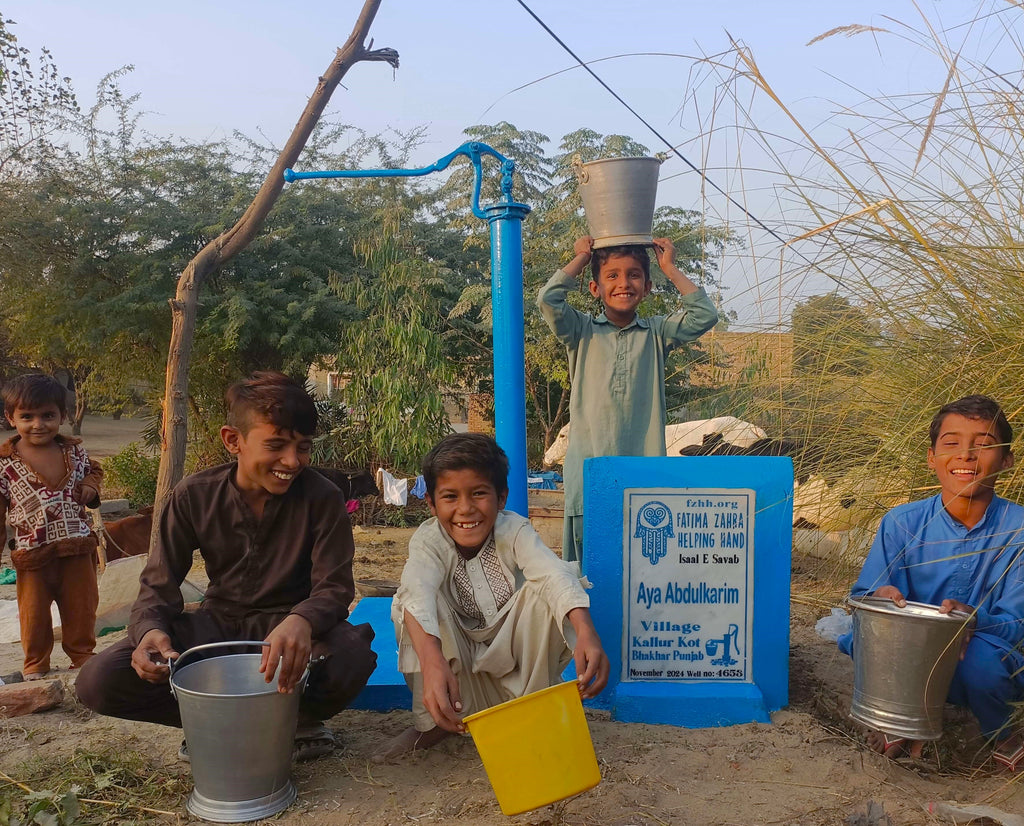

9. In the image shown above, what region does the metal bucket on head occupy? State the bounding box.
[573,155,662,249]
[170,641,308,823]
[848,597,974,740]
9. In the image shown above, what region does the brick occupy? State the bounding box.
[0,678,64,717]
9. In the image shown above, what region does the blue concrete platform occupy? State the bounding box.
[347,596,411,711]
[584,456,793,728]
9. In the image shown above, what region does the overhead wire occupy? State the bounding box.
[513,0,788,248]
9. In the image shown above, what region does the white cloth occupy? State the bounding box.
[391,511,590,729]
[376,468,408,506]
[0,599,60,643]
[404,582,575,730]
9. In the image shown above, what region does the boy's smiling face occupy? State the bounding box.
[221,417,312,499]
[6,403,64,447]
[427,467,507,558]
[927,412,1013,501]
[589,253,652,326]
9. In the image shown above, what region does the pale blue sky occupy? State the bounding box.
[5,1,1017,326]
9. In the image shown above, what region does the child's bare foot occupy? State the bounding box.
[371,726,452,763]
[865,730,924,759]
[23,671,49,681]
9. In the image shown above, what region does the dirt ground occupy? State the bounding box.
[2,526,1023,826]
[0,418,1021,824]
[55,414,149,460]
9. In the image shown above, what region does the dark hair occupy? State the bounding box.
[224,371,317,436]
[423,433,510,497]
[2,374,67,419]
[591,244,651,282]
[929,394,1012,453]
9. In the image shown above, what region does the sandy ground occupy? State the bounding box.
[0,418,1022,824]
[1,534,1023,826]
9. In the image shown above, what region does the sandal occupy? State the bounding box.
[993,740,1024,772]
[293,724,336,762]
[866,731,923,759]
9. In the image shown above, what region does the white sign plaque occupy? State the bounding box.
[623,488,755,682]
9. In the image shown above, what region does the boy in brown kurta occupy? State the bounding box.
[76,372,376,761]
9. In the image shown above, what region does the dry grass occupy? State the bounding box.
[0,744,189,824]
[673,2,1024,508]
[664,2,1024,730]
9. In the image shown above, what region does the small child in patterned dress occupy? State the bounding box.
[0,374,102,680]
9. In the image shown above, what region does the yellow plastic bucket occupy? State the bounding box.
[463,681,600,815]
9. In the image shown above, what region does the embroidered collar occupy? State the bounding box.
[594,312,648,330]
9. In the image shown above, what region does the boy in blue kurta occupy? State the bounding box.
[838,395,1024,768]
[537,236,718,562]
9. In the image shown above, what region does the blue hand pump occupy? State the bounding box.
[284,142,532,515]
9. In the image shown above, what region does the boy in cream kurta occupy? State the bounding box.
[376,433,609,761]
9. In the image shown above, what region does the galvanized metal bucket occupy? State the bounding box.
[170,641,307,823]
[573,156,662,249]
[848,597,974,740]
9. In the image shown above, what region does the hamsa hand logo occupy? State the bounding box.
[634,501,674,564]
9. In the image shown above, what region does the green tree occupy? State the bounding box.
[0,66,370,445]
[327,176,463,472]
[792,293,878,376]
[0,16,79,174]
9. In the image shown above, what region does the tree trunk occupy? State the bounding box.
[71,366,89,435]
[151,0,397,545]
[71,395,86,435]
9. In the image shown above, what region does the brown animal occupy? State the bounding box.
[97,467,377,563]
[100,505,154,562]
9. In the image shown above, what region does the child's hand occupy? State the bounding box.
[871,585,906,608]
[939,599,975,659]
[567,608,609,698]
[652,237,676,271]
[563,237,594,278]
[262,614,313,693]
[74,483,99,507]
[573,236,594,261]
[421,652,465,733]
[131,629,179,684]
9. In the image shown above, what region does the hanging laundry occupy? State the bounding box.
[527,470,562,490]
[376,468,409,506]
[410,475,427,500]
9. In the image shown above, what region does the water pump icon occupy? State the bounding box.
[705,624,740,666]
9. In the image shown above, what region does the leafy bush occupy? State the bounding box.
[102,442,160,507]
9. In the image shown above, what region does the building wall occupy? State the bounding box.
[467,393,493,434]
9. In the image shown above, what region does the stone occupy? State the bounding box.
[0,678,64,717]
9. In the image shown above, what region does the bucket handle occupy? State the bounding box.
[169,640,310,697]
[571,154,588,185]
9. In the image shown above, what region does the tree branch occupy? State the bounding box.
[152,0,394,528]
